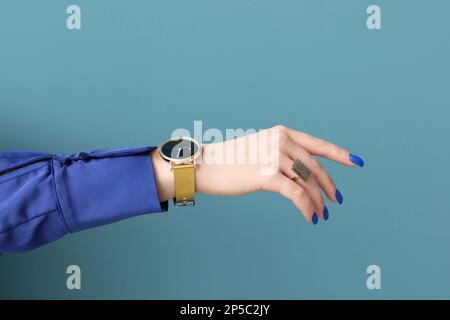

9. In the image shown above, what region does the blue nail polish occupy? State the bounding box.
[335,189,343,204]
[349,154,364,167]
[312,212,318,225]
[323,206,329,221]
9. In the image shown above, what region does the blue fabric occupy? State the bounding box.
[0,147,168,253]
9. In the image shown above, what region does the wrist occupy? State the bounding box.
[151,142,208,203]
[150,148,175,202]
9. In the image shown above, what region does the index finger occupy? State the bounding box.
[275,125,364,167]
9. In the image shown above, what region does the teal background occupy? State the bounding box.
[0,0,449,299]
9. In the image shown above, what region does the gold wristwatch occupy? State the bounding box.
[158,136,202,207]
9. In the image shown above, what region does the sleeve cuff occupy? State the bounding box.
[53,147,168,233]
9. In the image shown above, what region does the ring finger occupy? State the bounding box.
[279,154,327,220]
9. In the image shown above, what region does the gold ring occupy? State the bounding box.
[291,159,312,182]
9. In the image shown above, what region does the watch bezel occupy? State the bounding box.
[158,136,202,164]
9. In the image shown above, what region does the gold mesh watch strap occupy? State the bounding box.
[173,163,196,206]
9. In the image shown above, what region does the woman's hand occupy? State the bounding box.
[151,125,364,224]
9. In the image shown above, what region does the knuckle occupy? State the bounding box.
[311,135,325,146]
[273,124,287,132]
[278,130,290,146]
[313,137,333,155]
[277,165,285,175]
[339,148,349,160]
[330,146,341,158]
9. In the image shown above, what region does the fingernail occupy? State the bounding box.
[349,153,364,167]
[312,212,318,225]
[335,189,343,204]
[323,206,329,221]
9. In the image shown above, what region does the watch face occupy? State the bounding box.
[159,137,200,161]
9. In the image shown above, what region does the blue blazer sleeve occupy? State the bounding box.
[0,147,168,253]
